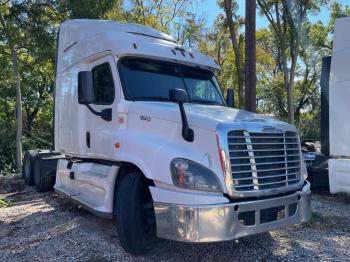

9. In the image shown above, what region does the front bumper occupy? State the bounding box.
[154,181,311,242]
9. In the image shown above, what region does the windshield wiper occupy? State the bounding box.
[131,96,170,101]
[190,99,223,106]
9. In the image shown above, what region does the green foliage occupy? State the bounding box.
[0,197,11,208]
[59,0,117,19]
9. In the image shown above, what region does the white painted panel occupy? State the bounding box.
[329,159,350,194]
[54,159,79,195]
[73,162,119,213]
[58,70,83,154]
[329,18,350,156]
[55,159,119,213]
[333,18,350,52]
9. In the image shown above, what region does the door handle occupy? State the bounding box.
[86,132,90,148]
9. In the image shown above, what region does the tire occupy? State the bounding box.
[115,172,156,254]
[34,157,55,192]
[22,150,37,185]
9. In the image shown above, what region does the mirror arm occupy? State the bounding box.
[178,102,194,142]
[85,104,112,121]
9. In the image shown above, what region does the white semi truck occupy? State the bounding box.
[318,17,350,194]
[22,19,311,254]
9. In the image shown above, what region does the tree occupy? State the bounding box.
[222,0,245,108]
[122,0,190,33]
[0,5,22,170]
[58,0,116,19]
[199,16,233,92]
[255,25,321,124]
[257,0,315,124]
[175,12,204,48]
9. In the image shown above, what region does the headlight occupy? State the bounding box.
[170,158,222,193]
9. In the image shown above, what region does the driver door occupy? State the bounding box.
[82,55,120,158]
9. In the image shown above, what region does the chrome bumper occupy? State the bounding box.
[153,181,311,242]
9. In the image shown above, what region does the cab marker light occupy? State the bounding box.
[118,115,125,125]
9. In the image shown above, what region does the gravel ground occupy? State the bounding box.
[0,175,350,262]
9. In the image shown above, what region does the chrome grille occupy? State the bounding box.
[228,130,301,192]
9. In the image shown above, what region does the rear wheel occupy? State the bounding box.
[22,150,37,185]
[115,172,156,254]
[34,157,55,192]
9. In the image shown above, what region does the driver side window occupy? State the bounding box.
[92,63,115,105]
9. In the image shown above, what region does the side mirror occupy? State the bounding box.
[78,71,111,121]
[226,88,234,108]
[169,88,194,142]
[169,88,188,104]
[78,71,94,104]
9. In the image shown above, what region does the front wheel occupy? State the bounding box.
[115,172,156,254]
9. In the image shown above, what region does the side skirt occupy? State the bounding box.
[55,187,113,219]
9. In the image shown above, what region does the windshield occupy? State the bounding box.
[118,58,225,105]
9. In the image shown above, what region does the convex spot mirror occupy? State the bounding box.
[169,88,188,104]
[78,71,94,104]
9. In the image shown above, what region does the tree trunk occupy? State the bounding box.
[280,36,293,123]
[223,0,245,109]
[287,52,298,124]
[0,13,23,170]
[12,46,22,170]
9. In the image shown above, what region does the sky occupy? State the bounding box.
[200,0,350,29]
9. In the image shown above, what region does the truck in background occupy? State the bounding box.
[307,17,350,194]
[22,19,311,254]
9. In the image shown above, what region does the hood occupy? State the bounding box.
[128,101,296,132]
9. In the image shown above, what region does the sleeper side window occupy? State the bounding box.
[91,63,115,105]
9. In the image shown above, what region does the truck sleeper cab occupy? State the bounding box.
[22,19,311,254]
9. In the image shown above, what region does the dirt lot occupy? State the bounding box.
[1,175,350,262]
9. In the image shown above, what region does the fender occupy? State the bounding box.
[113,123,226,191]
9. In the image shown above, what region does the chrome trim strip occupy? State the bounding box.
[229,148,300,152]
[234,178,300,188]
[228,135,298,139]
[234,172,299,181]
[228,142,299,146]
[231,166,300,174]
[154,181,311,242]
[231,159,299,167]
[245,130,258,190]
[230,154,300,160]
